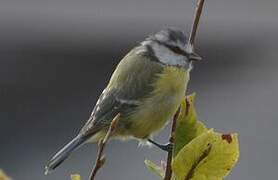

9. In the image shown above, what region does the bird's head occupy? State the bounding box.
[141,28,201,69]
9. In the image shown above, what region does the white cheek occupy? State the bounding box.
[152,44,186,67]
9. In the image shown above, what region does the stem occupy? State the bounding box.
[89,113,121,180]
[163,0,206,179]
[164,108,180,180]
[187,0,206,51]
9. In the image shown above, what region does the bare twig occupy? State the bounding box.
[89,113,121,180]
[164,108,180,180]
[187,0,206,51]
[164,2,206,179]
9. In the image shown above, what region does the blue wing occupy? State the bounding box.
[79,47,164,136]
[45,46,164,173]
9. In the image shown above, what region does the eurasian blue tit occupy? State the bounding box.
[45,28,201,174]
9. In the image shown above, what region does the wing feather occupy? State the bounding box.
[79,47,164,136]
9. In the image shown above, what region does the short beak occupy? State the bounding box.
[189,52,202,61]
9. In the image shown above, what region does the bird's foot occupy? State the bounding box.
[148,139,173,152]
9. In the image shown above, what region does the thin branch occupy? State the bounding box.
[89,113,121,180]
[164,108,180,180]
[163,1,206,179]
[187,0,206,50]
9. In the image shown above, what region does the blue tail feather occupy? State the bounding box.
[45,135,86,174]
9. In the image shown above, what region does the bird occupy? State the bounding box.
[45,28,201,174]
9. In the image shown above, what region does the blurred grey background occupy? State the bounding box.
[0,0,277,179]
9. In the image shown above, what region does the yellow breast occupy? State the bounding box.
[128,66,189,139]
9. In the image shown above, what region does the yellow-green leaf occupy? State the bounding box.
[144,160,164,179]
[172,130,239,180]
[70,174,81,180]
[174,94,207,156]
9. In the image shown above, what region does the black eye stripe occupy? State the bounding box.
[153,40,188,56]
[165,44,187,56]
[168,46,184,54]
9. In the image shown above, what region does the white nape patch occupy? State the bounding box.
[135,46,148,55]
[151,42,188,67]
[154,33,169,42]
[141,40,151,46]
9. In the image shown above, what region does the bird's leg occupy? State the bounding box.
[148,139,173,152]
